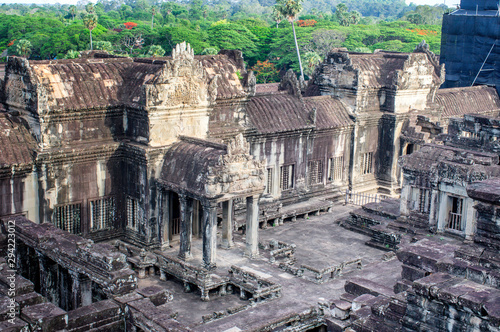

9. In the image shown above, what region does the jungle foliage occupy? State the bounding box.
[0,0,447,82]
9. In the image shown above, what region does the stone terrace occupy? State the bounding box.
[136,204,404,331]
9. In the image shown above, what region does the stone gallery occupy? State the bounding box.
[0,15,499,332]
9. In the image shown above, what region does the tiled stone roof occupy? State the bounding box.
[30,57,163,111]
[160,138,227,197]
[246,94,353,134]
[436,86,500,117]
[0,113,36,168]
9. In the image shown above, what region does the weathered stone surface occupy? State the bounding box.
[136,285,173,306]
[344,277,395,298]
[21,302,67,331]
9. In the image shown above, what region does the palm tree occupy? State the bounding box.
[69,5,76,21]
[272,6,284,29]
[151,6,157,29]
[275,0,305,81]
[85,3,95,14]
[16,39,32,58]
[304,51,322,77]
[84,14,98,50]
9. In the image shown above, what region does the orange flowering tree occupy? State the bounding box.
[296,19,317,27]
[124,22,138,30]
[251,60,279,84]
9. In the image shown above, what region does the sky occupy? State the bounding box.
[0,0,454,5]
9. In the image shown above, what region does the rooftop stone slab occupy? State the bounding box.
[467,177,500,204]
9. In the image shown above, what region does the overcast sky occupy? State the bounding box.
[1,0,454,6]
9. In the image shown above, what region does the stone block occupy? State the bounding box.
[350,306,372,321]
[458,288,496,315]
[21,302,67,331]
[0,273,34,297]
[325,317,352,332]
[394,279,412,293]
[434,280,478,304]
[401,264,428,281]
[156,316,189,331]
[14,292,45,310]
[344,277,394,297]
[331,299,351,320]
[466,265,488,284]
[0,317,29,332]
[113,292,143,306]
[0,295,18,321]
[339,292,357,302]
[483,296,500,326]
[412,272,456,297]
[352,294,376,311]
[136,285,173,306]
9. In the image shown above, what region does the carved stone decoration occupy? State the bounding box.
[203,134,265,198]
[279,69,302,98]
[309,108,317,125]
[208,75,220,103]
[226,133,249,156]
[246,71,256,97]
[146,42,208,109]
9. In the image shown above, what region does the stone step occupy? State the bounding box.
[344,277,395,298]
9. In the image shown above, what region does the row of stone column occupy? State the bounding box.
[159,191,260,270]
[36,252,92,310]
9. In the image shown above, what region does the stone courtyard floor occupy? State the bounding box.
[137,203,404,331]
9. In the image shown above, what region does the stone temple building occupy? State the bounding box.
[0,41,499,331]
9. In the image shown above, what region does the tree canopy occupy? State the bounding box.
[0,0,446,81]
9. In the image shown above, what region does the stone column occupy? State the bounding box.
[464,198,477,241]
[245,195,260,258]
[37,251,48,298]
[221,199,234,249]
[38,252,59,304]
[179,195,193,260]
[69,270,81,310]
[399,182,411,217]
[437,191,448,231]
[428,189,439,228]
[80,276,92,307]
[160,190,170,250]
[202,201,218,270]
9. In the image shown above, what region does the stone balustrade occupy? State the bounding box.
[228,265,282,304]
[155,252,227,301]
[301,258,362,284]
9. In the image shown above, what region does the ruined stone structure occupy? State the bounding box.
[0,41,499,331]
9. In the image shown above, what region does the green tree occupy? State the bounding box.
[303,51,321,77]
[15,39,31,57]
[83,14,98,50]
[207,23,258,62]
[94,40,113,52]
[147,44,165,57]
[201,47,218,55]
[65,50,80,59]
[69,5,76,21]
[275,0,305,80]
